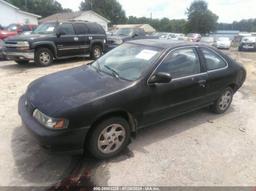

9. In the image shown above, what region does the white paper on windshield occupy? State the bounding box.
[46,27,55,32]
[136,50,158,60]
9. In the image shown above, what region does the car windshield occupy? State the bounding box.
[33,23,56,34]
[115,28,133,36]
[91,43,162,81]
[5,24,18,32]
[242,36,256,42]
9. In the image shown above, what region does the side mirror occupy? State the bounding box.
[131,33,138,38]
[148,72,172,85]
[56,30,66,37]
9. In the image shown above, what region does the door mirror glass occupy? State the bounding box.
[148,72,172,84]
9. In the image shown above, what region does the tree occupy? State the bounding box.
[80,0,126,24]
[186,0,218,34]
[4,0,67,17]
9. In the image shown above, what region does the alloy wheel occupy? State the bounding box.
[39,52,50,65]
[97,124,126,154]
[218,90,232,111]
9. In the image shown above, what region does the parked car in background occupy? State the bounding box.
[152,32,167,38]
[3,21,107,66]
[187,33,201,42]
[0,24,37,40]
[159,33,186,41]
[107,27,157,50]
[238,36,256,51]
[19,40,246,159]
[0,39,4,60]
[214,37,232,49]
[200,36,215,46]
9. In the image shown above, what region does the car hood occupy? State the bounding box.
[26,65,133,117]
[107,35,130,41]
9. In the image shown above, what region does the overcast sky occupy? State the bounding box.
[57,0,255,23]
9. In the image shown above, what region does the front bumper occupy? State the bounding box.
[3,49,34,60]
[18,95,90,154]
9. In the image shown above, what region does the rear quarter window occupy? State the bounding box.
[201,48,227,71]
[86,23,105,34]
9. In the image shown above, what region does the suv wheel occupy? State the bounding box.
[211,87,234,114]
[35,48,53,67]
[91,45,102,60]
[15,60,29,65]
[88,117,131,159]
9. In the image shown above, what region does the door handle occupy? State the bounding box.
[198,80,206,88]
[89,36,93,40]
[74,37,79,41]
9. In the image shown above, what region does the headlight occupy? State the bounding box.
[33,109,69,129]
[17,41,30,50]
[114,39,123,45]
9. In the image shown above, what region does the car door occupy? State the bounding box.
[142,47,208,125]
[198,47,230,102]
[73,23,90,55]
[55,23,81,57]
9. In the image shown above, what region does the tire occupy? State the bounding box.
[90,45,102,60]
[87,117,131,159]
[210,87,234,114]
[35,48,53,67]
[15,60,29,65]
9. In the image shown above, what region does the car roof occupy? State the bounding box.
[129,39,201,50]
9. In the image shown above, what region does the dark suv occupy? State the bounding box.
[3,21,107,66]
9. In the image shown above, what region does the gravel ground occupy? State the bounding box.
[0,50,256,188]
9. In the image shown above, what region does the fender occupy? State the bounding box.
[31,41,58,57]
[90,40,105,51]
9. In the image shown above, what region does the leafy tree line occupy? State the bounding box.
[218,19,256,32]
[80,0,218,34]
[4,0,72,17]
[6,0,221,34]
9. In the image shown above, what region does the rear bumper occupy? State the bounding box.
[18,95,90,154]
[3,49,34,60]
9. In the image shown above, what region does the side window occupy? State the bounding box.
[201,48,227,71]
[87,23,101,34]
[73,23,89,35]
[59,23,75,35]
[157,48,201,79]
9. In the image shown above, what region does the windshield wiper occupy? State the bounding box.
[104,65,120,79]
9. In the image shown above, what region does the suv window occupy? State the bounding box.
[59,23,75,35]
[86,23,104,34]
[157,48,201,79]
[201,48,227,71]
[73,23,89,35]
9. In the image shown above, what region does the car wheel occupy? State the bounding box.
[211,87,234,114]
[15,60,29,65]
[88,117,131,159]
[90,45,102,60]
[35,48,53,67]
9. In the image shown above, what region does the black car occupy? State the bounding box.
[239,36,256,51]
[18,40,246,159]
[107,27,157,50]
[4,21,107,66]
